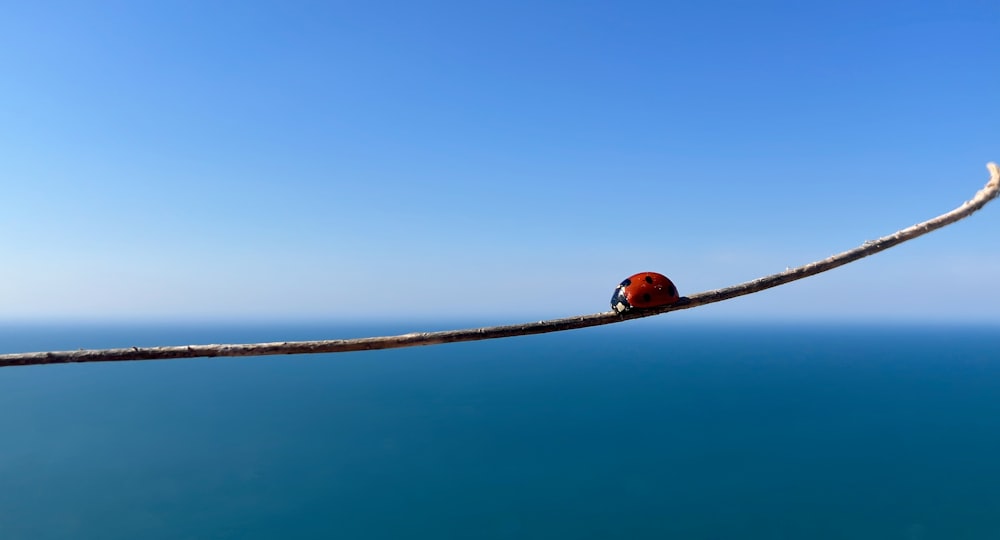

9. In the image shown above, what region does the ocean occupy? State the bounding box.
[0,320,998,539]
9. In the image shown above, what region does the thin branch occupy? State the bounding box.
[3,163,998,369]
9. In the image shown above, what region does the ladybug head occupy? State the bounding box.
[610,278,632,314]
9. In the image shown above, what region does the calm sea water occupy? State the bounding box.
[1,320,998,539]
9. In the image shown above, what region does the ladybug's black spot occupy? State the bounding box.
[668,283,677,297]
[642,293,652,302]
[620,278,632,287]
[644,275,654,284]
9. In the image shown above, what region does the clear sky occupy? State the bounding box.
[1,1,998,323]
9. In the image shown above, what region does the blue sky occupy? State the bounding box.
[1,1,998,323]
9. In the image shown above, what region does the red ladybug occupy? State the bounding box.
[610,272,679,313]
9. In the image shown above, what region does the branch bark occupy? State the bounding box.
[2,163,998,369]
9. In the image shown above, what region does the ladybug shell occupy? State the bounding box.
[611,272,679,314]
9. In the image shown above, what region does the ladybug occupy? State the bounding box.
[611,272,680,314]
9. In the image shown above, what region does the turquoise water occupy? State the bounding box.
[1,321,999,539]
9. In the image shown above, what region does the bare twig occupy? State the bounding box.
[2,163,998,369]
